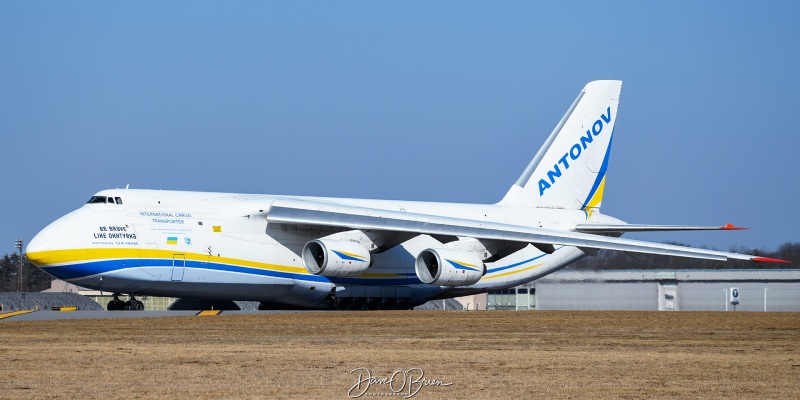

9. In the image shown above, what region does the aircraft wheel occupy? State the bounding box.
[107,298,124,311]
[134,301,144,311]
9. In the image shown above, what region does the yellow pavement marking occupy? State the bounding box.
[0,310,34,320]
[197,310,222,316]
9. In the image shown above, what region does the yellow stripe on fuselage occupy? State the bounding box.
[28,248,137,266]
[28,247,418,281]
[144,249,309,275]
[27,248,309,276]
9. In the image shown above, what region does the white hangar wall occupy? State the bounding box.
[484,270,800,312]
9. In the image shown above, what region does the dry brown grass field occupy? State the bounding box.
[1,310,799,399]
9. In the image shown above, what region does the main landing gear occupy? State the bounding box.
[107,294,144,311]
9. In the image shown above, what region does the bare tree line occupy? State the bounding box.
[0,254,53,292]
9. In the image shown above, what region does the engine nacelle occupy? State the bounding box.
[415,248,486,287]
[301,239,371,278]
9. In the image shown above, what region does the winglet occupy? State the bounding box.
[752,257,791,263]
[720,223,748,231]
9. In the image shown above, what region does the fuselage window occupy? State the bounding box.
[115,197,123,204]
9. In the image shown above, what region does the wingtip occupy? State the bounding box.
[752,257,792,264]
[720,223,748,231]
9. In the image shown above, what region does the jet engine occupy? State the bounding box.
[415,248,486,287]
[301,239,371,278]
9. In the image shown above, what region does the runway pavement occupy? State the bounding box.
[0,309,304,321]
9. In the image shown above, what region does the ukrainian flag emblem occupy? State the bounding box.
[166,237,178,245]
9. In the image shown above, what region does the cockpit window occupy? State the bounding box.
[87,196,107,204]
[87,195,123,205]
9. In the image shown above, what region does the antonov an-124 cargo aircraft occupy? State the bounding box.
[26,81,787,310]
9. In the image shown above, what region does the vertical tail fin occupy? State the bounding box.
[499,80,622,213]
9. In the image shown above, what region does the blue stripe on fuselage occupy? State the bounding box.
[43,258,331,283]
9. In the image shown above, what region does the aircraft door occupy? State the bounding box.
[171,254,186,281]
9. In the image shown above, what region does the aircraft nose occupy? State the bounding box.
[26,207,95,268]
[26,230,52,267]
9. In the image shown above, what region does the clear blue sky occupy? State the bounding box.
[1,2,798,254]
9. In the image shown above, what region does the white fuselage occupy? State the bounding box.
[26,188,621,308]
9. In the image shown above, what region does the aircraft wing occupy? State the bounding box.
[266,199,788,263]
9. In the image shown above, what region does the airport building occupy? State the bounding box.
[465,269,800,311]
